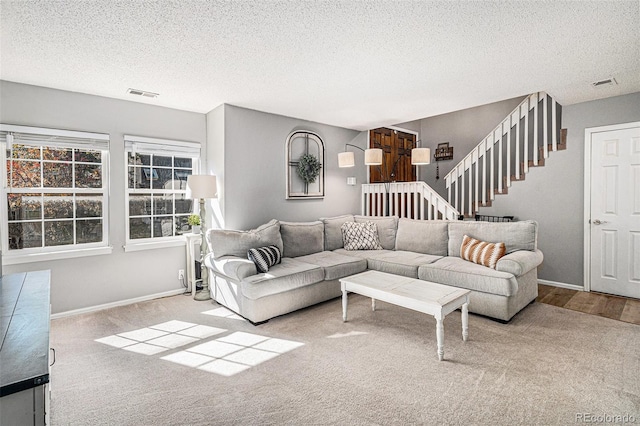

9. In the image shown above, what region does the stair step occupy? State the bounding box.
[528,158,545,167]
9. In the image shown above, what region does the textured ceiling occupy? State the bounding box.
[1,1,638,130]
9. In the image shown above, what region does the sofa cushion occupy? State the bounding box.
[395,218,448,256]
[280,221,324,257]
[320,214,354,251]
[334,248,392,259]
[366,250,443,278]
[342,221,384,250]
[460,235,505,269]
[241,258,325,300]
[204,254,257,281]
[355,215,398,250]
[208,219,283,260]
[448,220,537,256]
[418,257,518,297]
[247,245,282,273]
[335,248,441,278]
[295,251,368,280]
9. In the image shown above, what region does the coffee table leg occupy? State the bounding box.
[461,302,469,342]
[371,298,376,311]
[342,290,348,322]
[436,317,444,361]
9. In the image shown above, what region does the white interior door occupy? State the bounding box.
[588,122,640,298]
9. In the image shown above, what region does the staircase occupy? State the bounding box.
[360,92,563,221]
[444,92,565,217]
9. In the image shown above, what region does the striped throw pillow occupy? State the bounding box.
[460,235,506,269]
[247,245,282,273]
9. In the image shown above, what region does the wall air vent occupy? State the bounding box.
[126,88,159,98]
[591,78,617,88]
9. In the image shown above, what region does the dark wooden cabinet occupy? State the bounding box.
[0,270,51,426]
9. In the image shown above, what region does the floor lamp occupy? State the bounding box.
[187,174,217,301]
[339,141,430,213]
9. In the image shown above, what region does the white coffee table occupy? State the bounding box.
[340,270,470,361]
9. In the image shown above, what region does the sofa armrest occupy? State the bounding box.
[496,249,543,277]
[204,253,257,281]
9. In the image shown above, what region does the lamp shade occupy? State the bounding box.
[338,151,355,168]
[411,147,431,165]
[187,175,217,199]
[364,148,383,165]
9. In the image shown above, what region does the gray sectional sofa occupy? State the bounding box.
[204,215,543,324]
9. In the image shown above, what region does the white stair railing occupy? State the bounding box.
[444,92,562,217]
[362,181,459,220]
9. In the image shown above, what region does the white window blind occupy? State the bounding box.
[124,135,200,157]
[1,124,109,150]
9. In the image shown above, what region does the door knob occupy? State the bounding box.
[592,219,607,225]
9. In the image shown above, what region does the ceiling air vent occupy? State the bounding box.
[126,88,159,98]
[591,78,617,88]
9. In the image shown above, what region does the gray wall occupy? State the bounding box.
[205,104,225,229]
[209,104,366,230]
[482,92,640,286]
[0,81,207,314]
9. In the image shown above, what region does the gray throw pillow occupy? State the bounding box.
[208,219,284,260]
[395,218,449,256]
[354,215,398,250]
[320,214,354,251]
[279,221,324,257]
[448,220,537,256]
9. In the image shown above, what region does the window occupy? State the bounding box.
[124,135,200,245]
[1,124,110,256]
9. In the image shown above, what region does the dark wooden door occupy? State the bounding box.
[369,128,416,183]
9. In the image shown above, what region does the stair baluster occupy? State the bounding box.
[443,92,563,218]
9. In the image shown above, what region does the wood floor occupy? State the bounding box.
[537,284,640,325]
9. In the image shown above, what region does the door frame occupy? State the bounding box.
[366,126,421,182]
[583,121,640,292]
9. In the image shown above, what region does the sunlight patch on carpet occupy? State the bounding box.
[162,332,304,377]
[326,331,369,339]
[95,321,227,354]
[96,322,303,377]
[201,307,244,321]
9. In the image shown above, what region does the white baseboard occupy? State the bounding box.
[51,289,187,319]
[538,279,584,292]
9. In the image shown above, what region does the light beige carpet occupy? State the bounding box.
[50,294,640,425]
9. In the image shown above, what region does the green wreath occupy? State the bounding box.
[297,154,322,184]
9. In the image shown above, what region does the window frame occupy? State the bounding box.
[0,124,111,264]
[123,135,201,251]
